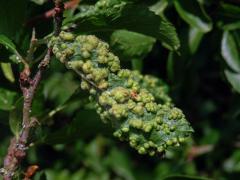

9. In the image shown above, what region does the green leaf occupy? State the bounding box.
[0,34,17,54]
[1,63,15,83]
[131,58,143,72]
[9,97,23,137]
[174,0,212,32]
[106,148,135,180]
[188,27,204,54]
[73,1,180,50]
[221,31,240,72]
[150,0,169,16]
[43,72,79,105]
[217,3,240,30]
[44,110,109,144]
[0,88,17,111]
[163,175,211,180]
[225,69,240,94]
[110,30,155,60]
[222,22,240,31]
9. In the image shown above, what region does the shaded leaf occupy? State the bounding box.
[43,72,79,105]
[188,27,204,54]
[221,31,240,72]
[106,148,134,180]
[225,69,240,94]
[0,88,17,111]
[150,0,169,15]
[0,34,17,54]
[174,0,212,32]
[44,110,110,144]
[110,30,155,60]
[131,58,143,72]
[73,1,180,50]
[1,63,15,83]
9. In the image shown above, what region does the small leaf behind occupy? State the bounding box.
[174,0,212,32]
[0,88,17,111]
[9,97,23,137]
[1,63,15,83]
[221,31,240,72]
[0,34,17,54]
[225,69,240,94]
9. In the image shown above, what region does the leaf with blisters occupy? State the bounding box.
[9,97,23,138]
[221,31,240,73]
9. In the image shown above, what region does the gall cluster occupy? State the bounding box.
[50,31,193,156]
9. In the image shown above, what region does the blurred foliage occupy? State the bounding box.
[0,0,240,179]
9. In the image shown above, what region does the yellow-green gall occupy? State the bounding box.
[157,146,164,153]
[113,131,122,138]
[139,90,155,103]
[110,62,120,72]
[121,127,129,133]
[90,88,97,95]
[166,140,173,146]
[59,31,74,41]
[145,102,158,112]
[118,69,131,78]
[143,123,152,133]
[81,80,90,90]
[82,61,92,74]
[126,78,134,88]
[98,55,108,64]
[149,151,155,156]
[132,105,144,116]
[93,68,109,82]
[127,100,136,110]
[138,147,146,154]
[112,87,130,103]
[99,93,113,106]
[179,137,186,143]
[60,43,67,49]
[129,119,143,129]
[87,35,99,47]
[109,104,127,119]
[155,116,162,124]
[67,60,83,70]
[82,50,91,59]
[98,80,108,89]
[143,143,150,149]
[129,140,137,148]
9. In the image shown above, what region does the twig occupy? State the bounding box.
[26,28,37,62]
[1,1,64,179]
[23,165,39,180]
[26,0,80,27]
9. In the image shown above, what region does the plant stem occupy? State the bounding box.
[1,1,64,179]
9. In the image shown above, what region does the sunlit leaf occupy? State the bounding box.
[221,31,240,72]
[0,62,15,82]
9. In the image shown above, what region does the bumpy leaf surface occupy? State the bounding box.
[49,32,193,156]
